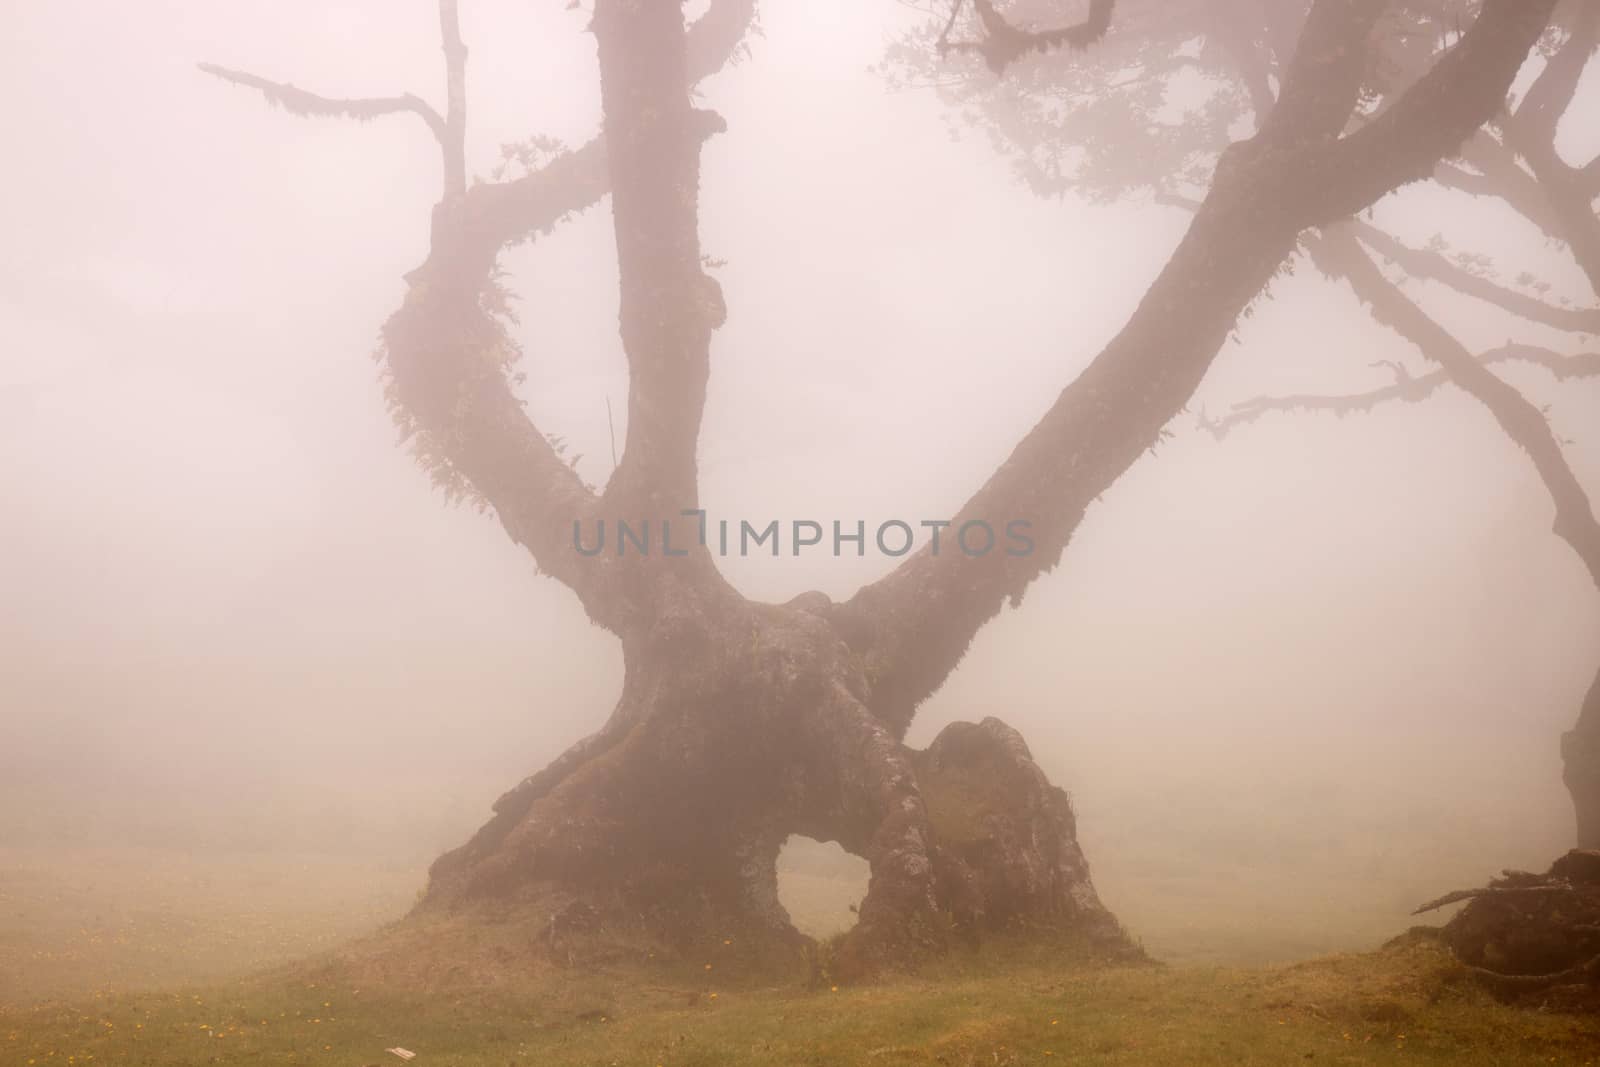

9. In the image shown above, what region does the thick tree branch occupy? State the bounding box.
[1295,1,1557,225]
[1255,0,1384,145]
[1315,225,1600,588]
[592,1,722,512]
[378,220,626,624]
[201,13,617,619]
[1203,344,1600,437]
[1516,3,1598,147]
[1211,3,1281,124]
[544,0,744,630]
[1349,219,1600,333]
[842,0,1556,734]
[1435,129,1570,241]
[1505,7,1600,296]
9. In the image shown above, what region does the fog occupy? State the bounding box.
[3,0,1599,978]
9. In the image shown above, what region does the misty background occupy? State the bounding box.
[3,0,1598,971]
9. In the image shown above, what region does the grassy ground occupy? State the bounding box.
[4,846,1599,1065]
[0,846,418,1004]
[4,934,1600,1066]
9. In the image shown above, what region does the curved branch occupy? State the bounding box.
[1314,224,1600,588]
[842,0,1557,735]
[198,62,447,145]
[377,231,627,624]
[1464,953,1600,993]
[1349,219,1600,334]
[1436,130,1569,242]
[462,139,610,250]
[1204,345,1600,437]
[204,1,760,634]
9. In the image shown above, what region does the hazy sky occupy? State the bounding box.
[3,1,1598,944]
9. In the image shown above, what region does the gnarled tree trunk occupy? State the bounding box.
[418,593,1133,973]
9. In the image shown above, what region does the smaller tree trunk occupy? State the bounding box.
[1564,665,1600,849]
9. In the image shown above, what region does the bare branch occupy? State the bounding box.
[197,62,447,145]
[1314,224,1600,588]
[1349,219,1600,334]
[1413,883,1579,916]
[1204,344,1600,437]
[938,0,1115,74]
[1437,129,1569,241]
[205,0,755,254]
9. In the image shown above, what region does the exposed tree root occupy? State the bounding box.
[1420,850,1600,1006]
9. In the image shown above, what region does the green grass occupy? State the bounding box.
[4,846,1599,1065]
[5,935,1600,1066]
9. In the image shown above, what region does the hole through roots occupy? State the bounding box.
[775,835,870,939]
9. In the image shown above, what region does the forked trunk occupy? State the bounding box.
[417,594,1136,977]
